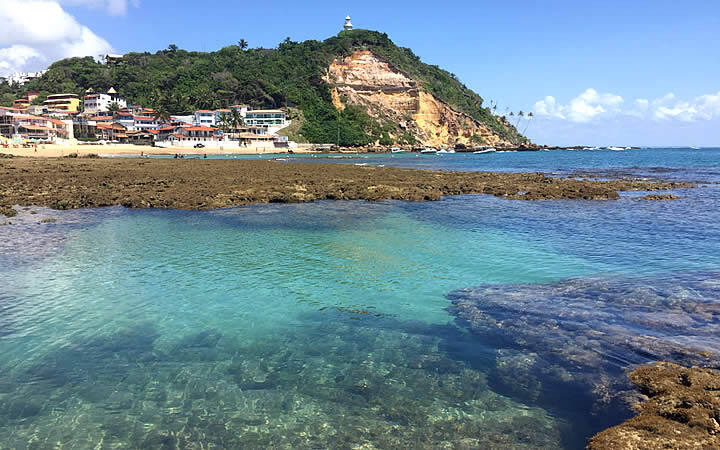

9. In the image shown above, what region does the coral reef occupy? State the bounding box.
[446,272,720,413]
[0,158,692,212]
[588,362,720,449]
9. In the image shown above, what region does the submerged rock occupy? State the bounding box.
[446,272,720,411]
[588,362,720,449]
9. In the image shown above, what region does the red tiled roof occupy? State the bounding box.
[19,124,52,131]
[170,133,188,139]
[45,118,66,126]
[195,110,213,113]
[184,126,217,131]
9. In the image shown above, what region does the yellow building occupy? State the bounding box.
[43,93,81,113]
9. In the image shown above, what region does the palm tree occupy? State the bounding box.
[516,110,524,128]
[218,113,232,133]
[238,39,248,50]
[153,105,171,123]
[230,109,243,129]
[523,112,534,135]
[108,102,121,115]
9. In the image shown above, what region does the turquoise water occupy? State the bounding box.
[1,148,719,448]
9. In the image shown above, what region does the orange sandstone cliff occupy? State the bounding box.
[324,50,519,148]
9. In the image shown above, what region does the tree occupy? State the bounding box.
[108,102,121,115]
[230,109,243,129]
[153,105,171,123]
[523,112,534,135]
[167,44,178,53]
[516,110,524,127]
[238,39,248,50]
[217,112,232,132]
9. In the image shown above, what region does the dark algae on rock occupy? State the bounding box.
[588,362,720,449]
[0,158,693,212]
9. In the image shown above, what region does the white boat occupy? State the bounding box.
[473,148,496,154]
[390,148,405,154]
[437,149,455,154]
[420,148,437,154]
[607,146,625,151]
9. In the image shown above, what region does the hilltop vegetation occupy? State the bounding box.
[1,30,528,146]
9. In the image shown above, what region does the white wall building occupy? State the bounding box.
[6,71,47,85]
[194,110,216,126]
[244,109,289,134]
[83,88,127,114]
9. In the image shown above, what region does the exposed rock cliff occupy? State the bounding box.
[325,50,519,148]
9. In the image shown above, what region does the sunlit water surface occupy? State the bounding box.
[1,148,719,448]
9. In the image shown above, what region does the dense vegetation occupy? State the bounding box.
[1,30,527,146]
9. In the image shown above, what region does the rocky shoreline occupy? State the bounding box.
[588,363,720,449]
[0,157,693,215]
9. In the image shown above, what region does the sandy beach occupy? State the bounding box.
[0,143,318,158]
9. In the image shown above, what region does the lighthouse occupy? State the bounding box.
[344,15,353,31]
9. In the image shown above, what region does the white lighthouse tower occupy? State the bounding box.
[344,15,353,31]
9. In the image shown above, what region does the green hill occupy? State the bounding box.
[1,30,528,146]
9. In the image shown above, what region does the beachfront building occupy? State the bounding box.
[43,94,81,113]
[133,115,164,132]
[244,109,288,133]
[96,122,126,140]
[229,104,249,117]
[83,88,127,114]
[0,111,72,141]
[194,110,216,126]
[115,112,135,130]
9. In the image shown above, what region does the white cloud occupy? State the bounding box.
[535,88,720,123]
[60,0,140,16]
[534,88,624,123]
[0,0,112,77]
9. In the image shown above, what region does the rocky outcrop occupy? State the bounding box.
[588,363,720,449]
[446,272,720,413]
[324,50,516,148]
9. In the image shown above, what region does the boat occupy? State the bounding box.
[473,148,496,154]
[420,148,437,154]
[607,146,625,151]
[390,148,405,154]
[437,149,455,154]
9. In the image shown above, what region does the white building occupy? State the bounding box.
[83,88,127,114]
[344,16,353,31]
[133,115,164,131]
[6,71,47,85]
[244,109,288,134]
[194,110,216,126]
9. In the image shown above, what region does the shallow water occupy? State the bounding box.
[1,148,719,448]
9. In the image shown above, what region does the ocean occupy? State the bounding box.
[1,148,718,448]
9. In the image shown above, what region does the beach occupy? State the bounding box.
[0,143,320,158]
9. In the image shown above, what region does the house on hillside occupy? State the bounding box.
[83,87,127,114]
[43,94,81,113]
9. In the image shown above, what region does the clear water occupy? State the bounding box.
[1,148,719,448]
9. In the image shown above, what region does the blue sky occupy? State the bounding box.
[3,0,719,146]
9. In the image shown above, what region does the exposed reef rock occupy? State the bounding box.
[446,272,720,413]
[588,362,720,449]
[0,158,692,212]
[325,50,518,148]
